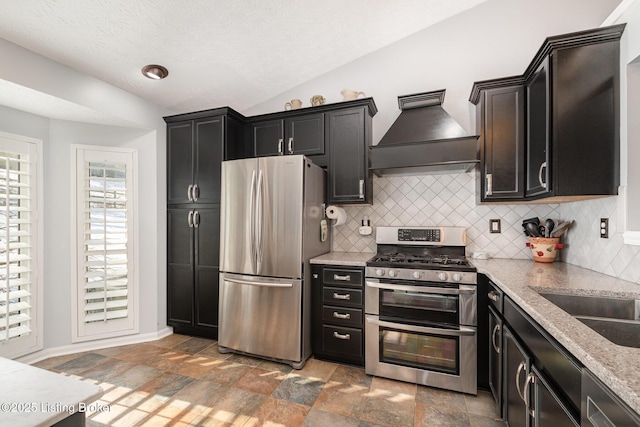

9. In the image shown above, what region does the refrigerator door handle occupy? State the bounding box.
[249,170,257,274]
[224,277,293,288]
[256,169,265,272]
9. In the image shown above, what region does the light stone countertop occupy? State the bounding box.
[310,251,375,267]
[0,356,103,427]
[473,258,640,415]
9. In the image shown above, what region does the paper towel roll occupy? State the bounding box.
[325,205,347,225]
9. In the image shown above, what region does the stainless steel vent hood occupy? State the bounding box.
[370,90,479,176]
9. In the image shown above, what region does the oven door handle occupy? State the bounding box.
[365,316,476,337]
[365,281,475,295]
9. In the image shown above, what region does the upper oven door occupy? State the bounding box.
[365,278,477,326]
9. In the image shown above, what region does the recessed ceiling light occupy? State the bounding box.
[141,64,169,80]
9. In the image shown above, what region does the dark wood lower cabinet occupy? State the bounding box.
[167,206,220,338]
[311,264,365,366]
[503,326,530,427]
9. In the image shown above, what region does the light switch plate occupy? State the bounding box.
[490,219,501,234]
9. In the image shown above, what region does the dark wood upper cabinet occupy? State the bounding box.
[252,112,325,157]
[471,24,625,203]
[165,107,249,205]
[249,99,377,204]
[526,58,550,197]
[327,106,373,204]
[474,84,525,201]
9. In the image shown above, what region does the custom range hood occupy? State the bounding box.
[370,90,479,176]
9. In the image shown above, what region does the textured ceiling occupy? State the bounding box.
[0,0,485,120]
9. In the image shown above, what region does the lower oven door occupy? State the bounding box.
[365,315,477,395]
[365,279,477,327]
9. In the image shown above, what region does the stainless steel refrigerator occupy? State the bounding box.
[218,155,329,368]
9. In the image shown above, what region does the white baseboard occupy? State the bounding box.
[17,327,174,365]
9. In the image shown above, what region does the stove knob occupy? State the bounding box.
[375,269,385,277]
[452,273,462,282]
[412,271,423,279]
[388,269,398,278]
[437,272,448,281]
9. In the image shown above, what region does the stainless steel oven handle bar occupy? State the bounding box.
[366,281,476,295]
[366,316,476,337]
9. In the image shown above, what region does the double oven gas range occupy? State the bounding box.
[365,226,478,394]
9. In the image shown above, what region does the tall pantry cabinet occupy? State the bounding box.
[164,108,247,338]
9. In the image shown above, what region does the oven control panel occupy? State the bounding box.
[398,228,441,242]
[365,267,477,285]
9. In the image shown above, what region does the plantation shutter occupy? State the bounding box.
[0,151,33,342]
[74,147,137,341]
[83,161,129,323]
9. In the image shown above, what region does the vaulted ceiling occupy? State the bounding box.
[0,0,486,117]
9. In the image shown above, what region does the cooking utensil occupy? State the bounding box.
[551,220,573,238]
[522,217,541,236]
[539,225,546,237]
[525,222,542,237]
[544,219,555,237]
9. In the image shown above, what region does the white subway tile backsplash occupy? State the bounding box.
[331,173,640,285]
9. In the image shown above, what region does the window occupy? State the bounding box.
[72,146,138,342]
[0,132,42,359]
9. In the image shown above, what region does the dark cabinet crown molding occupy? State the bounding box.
[469,23,626,104]
[163,106,245,123]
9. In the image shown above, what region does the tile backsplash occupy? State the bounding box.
[331,173,640,285]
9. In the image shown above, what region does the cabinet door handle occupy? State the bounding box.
[288,137,294,154]
[538,161,547,189]
[187,184,194,201]
[278,139,283,155]
[192,184,199,201]
[515,361,527,403]
[359,179,365,199]
[333,292,351,300]
[333,312,351,320]
[187,210,194,228]
[193,210,199,228]
[485,173,493,196]
[333,274,351,281]
[491,323,501,353]
[333,331,351,340]
[488,291,499,302]
[524,373,536,417]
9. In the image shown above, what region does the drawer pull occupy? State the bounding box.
[488,291,500,302]
[333,292,351,300]
[333,312,351,320]
[333,274,351,281]
[333,331,351,340]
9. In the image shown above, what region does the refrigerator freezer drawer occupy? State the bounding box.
[218,273,303,363]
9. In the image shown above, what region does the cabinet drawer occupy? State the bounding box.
[322,325,363,358]
[323,268,363,287]
[322,306,363,328]
[487,280,503,312]
[323,287,363,307]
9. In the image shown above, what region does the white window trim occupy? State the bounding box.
[70,145,139,343]
[0,131,43,359]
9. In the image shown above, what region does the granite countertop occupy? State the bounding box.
[310,251,375,267]
[473,259,640,415]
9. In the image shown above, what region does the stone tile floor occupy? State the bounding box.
[34,334,504,426]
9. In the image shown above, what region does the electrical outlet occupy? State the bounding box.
[600,218,609,238]
[490,219,501,234]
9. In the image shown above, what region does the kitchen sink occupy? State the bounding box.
[538,292,640,348]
